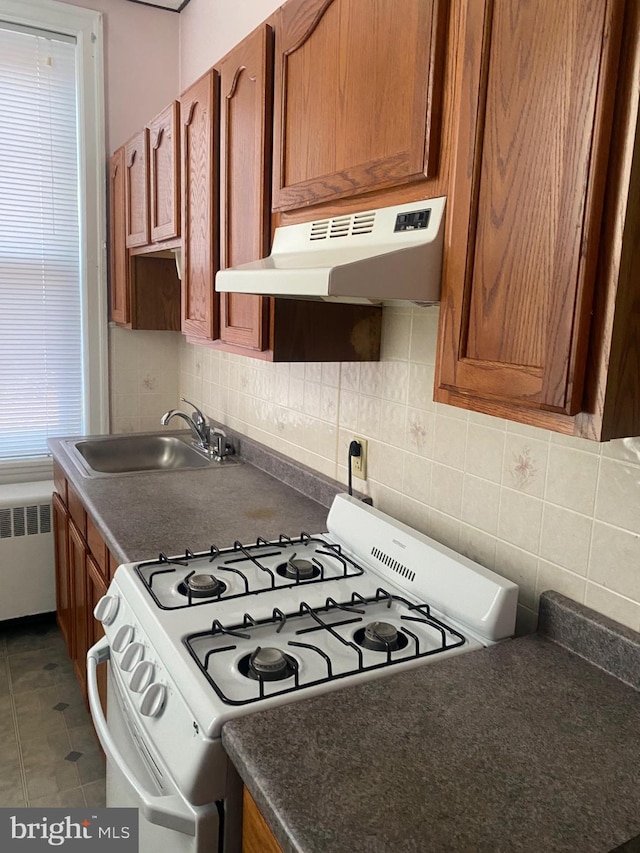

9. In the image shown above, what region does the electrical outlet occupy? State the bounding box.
[351,437,368,480]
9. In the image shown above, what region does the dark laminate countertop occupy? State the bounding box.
[49,429,334,563]
[222,593,640,853]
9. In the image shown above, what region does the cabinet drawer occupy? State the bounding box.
[53,460,67,504]
[66,484,86,539]
[86,515,108,582]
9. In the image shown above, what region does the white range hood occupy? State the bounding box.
[215,196,446,305]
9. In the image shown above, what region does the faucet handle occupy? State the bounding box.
[180,397,206,428]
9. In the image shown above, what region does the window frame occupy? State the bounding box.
[0,0,108,485]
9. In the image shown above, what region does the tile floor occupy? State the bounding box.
[0,615,106,808]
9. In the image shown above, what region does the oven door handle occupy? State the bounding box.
[87,637,197,837]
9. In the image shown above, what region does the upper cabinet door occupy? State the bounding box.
[124,129,150,247]
[218,24,273,351]
[109,147,129,325]
[435,0,623,418]
[180,70,219,341]
[148,101,181,243]
[272,0,447,212]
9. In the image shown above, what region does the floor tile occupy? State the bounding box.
[82,779,106,807]
[0,694,18,747]
[8,648,74,694]
[13,687,67,739]
[68,723,106,785]
[4,618,61,655]
[0,619,105,810]
[0,659,10,696]
[29,787,87,808]
[0,762,27,807]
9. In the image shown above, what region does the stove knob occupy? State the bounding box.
[93,595,119,626]
[130,660,154,693]
[121,642,144,672]
[113,624,134,653]
[140,683,166,718]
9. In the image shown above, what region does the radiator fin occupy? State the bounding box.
[12,507,25,537]
[40,504,51,534]
[0,504,52,538]
[26,505,38,535]
[0,508,10,539]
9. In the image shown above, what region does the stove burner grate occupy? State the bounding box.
[137,533,365,610]
[185,589,467,706]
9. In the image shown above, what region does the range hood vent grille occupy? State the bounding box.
[309,211,377,242]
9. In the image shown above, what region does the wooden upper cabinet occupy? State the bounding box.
[181,69,219,341]
[218,24,273,351]
[435,0,624,422]
[149,101,181,243]
[124,129,150,247]
[272,0,447,212]
[109,146,130,325]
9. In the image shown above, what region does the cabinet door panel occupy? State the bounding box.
[109,147,129,325]
[52,493,72,656]
[181,71,219,340]
[87,556,107,716]
[69,520,88,696]
[149,101,180,243]
[436,0,623,416]
[219,25,273,350]
[272,0,447,211]
[124,130,150,248]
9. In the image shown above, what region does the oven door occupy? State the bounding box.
[87,638,222,853]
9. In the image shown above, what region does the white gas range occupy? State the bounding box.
[87,494,518,853]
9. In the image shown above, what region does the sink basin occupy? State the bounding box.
[63,433,235,477]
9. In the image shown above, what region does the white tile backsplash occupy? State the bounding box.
[153,304,640,632]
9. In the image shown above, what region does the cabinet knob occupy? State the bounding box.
[94,595,119,626]
[112,624,135,653]
[140,683,167,718]
[121,642,144,673]
[130,660,155,693]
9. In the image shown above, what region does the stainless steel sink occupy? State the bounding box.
[63,433,236,477]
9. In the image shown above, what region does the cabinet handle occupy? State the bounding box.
[152,126,164,150]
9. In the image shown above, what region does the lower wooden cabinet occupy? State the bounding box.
[53,480,112,713]
[87,554,108,712]
[52,492,72,653]
[242,787,283,853]
[68,519,89,696]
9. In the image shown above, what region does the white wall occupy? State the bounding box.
[56,0,182,434]
[179,0,282,89]
[58,0,179,151]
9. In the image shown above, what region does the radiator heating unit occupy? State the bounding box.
[0,481,55,621]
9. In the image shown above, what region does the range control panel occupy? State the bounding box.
[394,208,431,232]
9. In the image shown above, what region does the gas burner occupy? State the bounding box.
[178,572,227,600]
[276,553,320,581]
[238,647,297,682]
[354,621,409,652]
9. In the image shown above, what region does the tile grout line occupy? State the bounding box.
[6,656,30,807]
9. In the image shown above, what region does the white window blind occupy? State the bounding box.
[0,23,83,461]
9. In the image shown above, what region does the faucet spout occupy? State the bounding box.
[160,409,209,450]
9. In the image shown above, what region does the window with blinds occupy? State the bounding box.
[0,23,83,461]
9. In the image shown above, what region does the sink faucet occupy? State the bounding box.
[160,398,210,451]
[160,398,233,461]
